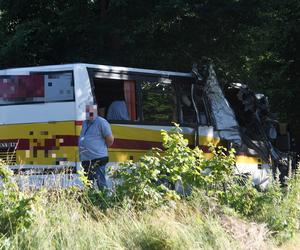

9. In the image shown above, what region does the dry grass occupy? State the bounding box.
[272,233,300,250]
[220,214,270,250]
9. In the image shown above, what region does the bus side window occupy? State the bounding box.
[0,72,74,106]
[91,78,137,122]
[140,81,178,124]
[0,75,45,105]
[44,72,74,102]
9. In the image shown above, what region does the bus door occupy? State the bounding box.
[175,79,215,152]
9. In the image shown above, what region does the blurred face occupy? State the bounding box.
[85,104,97,121]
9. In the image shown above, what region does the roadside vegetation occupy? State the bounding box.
[1,127,300,249]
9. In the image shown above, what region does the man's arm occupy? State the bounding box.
[100,117,114,147]
[105,135,114,147]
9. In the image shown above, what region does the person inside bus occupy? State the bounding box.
[96,81,130,121]
[79,104,114,189]
[106,100,130,120]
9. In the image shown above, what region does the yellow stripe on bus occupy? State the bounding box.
[0,121,75,139]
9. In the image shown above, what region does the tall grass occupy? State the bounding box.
[1,127,300,249]
[0,189,244,250]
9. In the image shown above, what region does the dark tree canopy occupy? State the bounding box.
[0,0,299,137]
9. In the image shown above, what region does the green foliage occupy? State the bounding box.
[1,128,300,246]
[221,177,262,217]
[109,125,300,244]
[0,161,36,237]
[255,172,300,243]
[0,0,299,135]
[0,189,238,250]
[0,159,13,181]
[112,125,236,208]
[141,82,175,123]
[220,171,300,243]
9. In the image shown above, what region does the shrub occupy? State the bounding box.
[0,161,36,237]
[255,170,300,243]
[111,124,236,208]
[111,124,300,243]
[223,169,300,243]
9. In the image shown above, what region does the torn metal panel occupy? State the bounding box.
[203,65,242,146]
[224,79,297,183]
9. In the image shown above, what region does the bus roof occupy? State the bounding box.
[0,63,193,78]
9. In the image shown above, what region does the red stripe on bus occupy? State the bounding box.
[112,140,210,152]
[0,137,212,153]
[75,121,83,126]
[111,138,162,150]
[198,145,210,153]
[56,135,78,146]
[17,140,30,150]
[44,139,56,148]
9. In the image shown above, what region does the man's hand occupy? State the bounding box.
[105,135,114,147]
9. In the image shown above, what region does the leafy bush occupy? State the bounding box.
[111,125,236,208]
[110,125,300,243]
[223,169,300,243]
[0,160,36,237]
[221,177,261,216]
[255,171,300,243]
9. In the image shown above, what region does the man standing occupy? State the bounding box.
[79,104,114,189]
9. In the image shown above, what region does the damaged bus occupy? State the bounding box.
[0,63,293,187]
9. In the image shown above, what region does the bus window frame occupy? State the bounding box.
[0,70,75,106]
[174,79,212,127]
[88,68,198,126]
